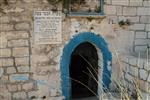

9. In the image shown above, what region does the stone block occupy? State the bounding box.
[13,92,27,100]
[0,24,14,31]
[4,7,24,13]
[6,31,29,40]
[137,7,150,15]
[148,32,150,38]
[0,67,4,78]
[104,0,111,4]
[135,39,149,45]
[107,16,118,24]
[7,84,18,92]
[147,73,150,82]
[6,67,16,74]
[17,66,30,72]
[134,46,147,53]
[123,7,136,16]
[104,5,116,15]
[0,58,14,67]
[1,75,9,82]
[128,66,138,77]
[129,24,145,31]
[0,16,10,23]
[0,33,7,48]
[139,80,149,93]
[140,16,150,23]
[144,63,150,71]
[22,0,36,3]
[129,0,142,6]
[13,47,29,57]
[146,24,150,31]
[125,73,134,83]
[22,82,34,91]
[135,32,147,39]
[112,0,129,6]
[15,57,29,66]
[116,6,122,15]
[0,49,11,57]
[143,1,150,6]
[8,39,29,47]
[9,74,29,82]
[139,69,148,80]
[15,22,30,30]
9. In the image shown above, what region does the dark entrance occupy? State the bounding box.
[69,42,98,99]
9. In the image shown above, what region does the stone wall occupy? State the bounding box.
[0,0,150,100]
[0,0,63,100]
[104,0,150,56]
[104,0,150,98]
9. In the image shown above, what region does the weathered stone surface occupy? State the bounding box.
[135,46,147,53]
[137,7,150,15]
[148,32,150,38]
[105,0,111,4]
[129,24,145,31]
[125,73,134,83]
[135,32,147,39]
[129,0,142,6]
[116,6,122,15]
[139,80,149,92]
[0,85,11,100]
[15,57,29,66]
[139,69,148,80]
[6,67,16,74]
[4,7,24,13]
[17,66,30,72]
[143,1,150,6]
[104,5,116,15]
[146,24,150,31]
[22,82,34,91]
[147,74,150,82]
[0,58,14,67]
[7,84,18,92]
[0,33,7,48]
[0,16,10,23]
[128,66,138,77]
[15,22,30,30]
[135,39,149,46]
[123,7,136,16]
[6,31,29,39]
[0,67,4,78]
[22,0,36,3]
[112,0,129,6]
[13,47,29,57]
[13,92,27,99]
[140,16,150,23]
[0,49,11,57]
[8,39,29,47]
[0,24,14,31]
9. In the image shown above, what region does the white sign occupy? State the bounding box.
[34,11,62,44]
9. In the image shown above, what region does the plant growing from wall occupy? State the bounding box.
[118,19,131,26]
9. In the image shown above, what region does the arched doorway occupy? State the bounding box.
[70,42,99,99]
[60,32,112,100]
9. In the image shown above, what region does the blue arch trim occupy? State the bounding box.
[60,32,112,100]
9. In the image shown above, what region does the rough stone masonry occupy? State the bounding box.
[0,0,150,100]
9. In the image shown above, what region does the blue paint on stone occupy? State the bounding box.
[60,32,112,100]
[11,75,28,81]
[36,80,47,85]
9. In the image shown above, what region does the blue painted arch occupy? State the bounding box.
[60,32,112,100]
